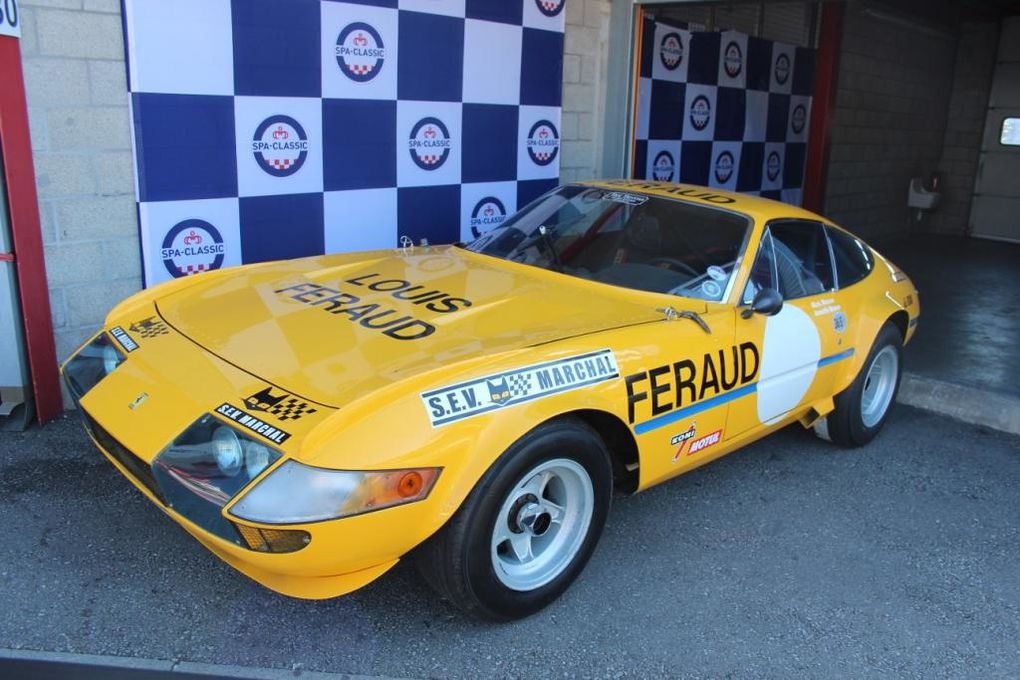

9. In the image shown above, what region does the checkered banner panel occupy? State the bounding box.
[632,17,816,206]
[122,0,565,286]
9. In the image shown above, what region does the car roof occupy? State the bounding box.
[578,179,828,223]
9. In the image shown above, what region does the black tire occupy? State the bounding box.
[414,417,613,621]
[824,322,903,447]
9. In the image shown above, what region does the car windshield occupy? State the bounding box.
[466,185,752,302]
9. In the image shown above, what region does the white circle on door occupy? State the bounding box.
[757,304,821,424]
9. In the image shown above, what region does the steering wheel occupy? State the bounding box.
[648,257,699,278]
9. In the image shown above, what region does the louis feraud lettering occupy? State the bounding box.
[274,273,472,341]
[626,342,760,434]
[423,350,619,427]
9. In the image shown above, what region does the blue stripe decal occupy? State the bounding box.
[633,382,757,435]
[631,348,856,435]
[817,347,855,368]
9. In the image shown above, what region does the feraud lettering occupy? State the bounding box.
[625,342,760,425]
[603,181,737,204]
[275,273,472,341]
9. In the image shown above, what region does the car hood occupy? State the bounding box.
[155,247,662,407]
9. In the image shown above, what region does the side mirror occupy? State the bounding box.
[741,287,783,319]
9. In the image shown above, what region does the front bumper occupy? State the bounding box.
[78,405,415,599]
[63,321,447,600]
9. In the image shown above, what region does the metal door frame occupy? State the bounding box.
[0,33,62,423]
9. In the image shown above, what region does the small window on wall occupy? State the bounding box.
[1001,118,1020,146]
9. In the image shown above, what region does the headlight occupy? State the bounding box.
[152,414,281,543]
[211,427,243,475]
[63,332,124,399]
[229,461,441,525]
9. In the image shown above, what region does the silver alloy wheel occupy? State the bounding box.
[860,345,899,428]
[490,458,594,592]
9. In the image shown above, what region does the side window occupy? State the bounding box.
[742,232,778,303]
[826,227,873,288]
[769,221,834,299]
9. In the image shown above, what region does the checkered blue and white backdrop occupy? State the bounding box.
[632,16,815,205]
[122,0,565,286]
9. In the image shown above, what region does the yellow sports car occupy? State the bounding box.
[63,180,919,620]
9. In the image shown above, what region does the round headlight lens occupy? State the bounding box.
[102,343,121,375]
[243,440,273,478]
[211,427,243,475]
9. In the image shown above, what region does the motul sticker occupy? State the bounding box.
[688,430,722,455]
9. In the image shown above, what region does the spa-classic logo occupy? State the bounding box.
[535,0,564,18]
[690,95,711,131]
[252,115,309,177]
[335,22,385,82]
[470,197,507,238]
[653,151,676,182]
[659,31,683,70]
[408,117,452,170]
[526,120,560,166]
[161,219,225,279]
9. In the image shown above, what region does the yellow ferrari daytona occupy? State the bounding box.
[63,180,919,620]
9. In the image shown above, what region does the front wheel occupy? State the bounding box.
[415,418,613,621]
[815,322,903,447]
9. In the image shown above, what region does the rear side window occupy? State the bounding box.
[768,221,835,299]
[827,227,873,288]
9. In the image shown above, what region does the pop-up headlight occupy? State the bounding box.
[63,333,124,400]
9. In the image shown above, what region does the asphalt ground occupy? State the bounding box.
[1,406,1018,679]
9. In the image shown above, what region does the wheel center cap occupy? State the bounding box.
[516,502,553,536]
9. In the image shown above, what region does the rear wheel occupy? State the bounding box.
[815,322,903,447]
[415,418,612,621]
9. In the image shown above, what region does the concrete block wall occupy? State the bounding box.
[926,22,999,236]
[560,0,611,183]
[822,3,956,243]
[18,0,140,369]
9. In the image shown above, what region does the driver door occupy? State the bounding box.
[728,220,844,437]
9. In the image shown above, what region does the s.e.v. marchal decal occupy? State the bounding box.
[422,350,619,427]
[109,326,139,353]
[215,403,291,445]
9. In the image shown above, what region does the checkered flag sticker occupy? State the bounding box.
[129,316,170,338]
[507,373,533,397]
[244,387,318,421]
[269,398,318,421]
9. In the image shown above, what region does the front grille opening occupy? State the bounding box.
[81,411,165,504]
